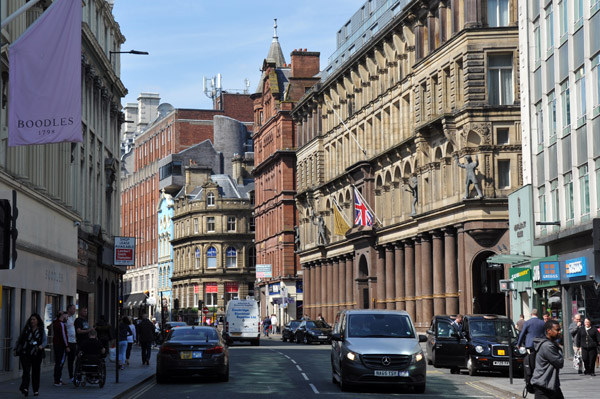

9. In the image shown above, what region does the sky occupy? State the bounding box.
[111,0,366,110]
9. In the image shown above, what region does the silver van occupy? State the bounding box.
[330,310,427,393]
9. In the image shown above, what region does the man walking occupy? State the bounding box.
[52,311,70,386]
[271,314,278,335]
[74,307,93,345]
[518,309,546,350]
[138,314,155,365]
[569,313,583,374]
[65,304,77,382]
[530,320,564,399]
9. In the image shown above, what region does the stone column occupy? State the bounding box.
[444,228,458,314]
[314,262,321,318]
[376,246,386,309]
[304,264,310,319]
[327,259,334,322]
[421,233,433,326]
[321,262,327,319]
[456,223,467,314]
[404,240,415,320]
[432,230,445,316]
[332,258,340,316]
[339,256,346,312]
[413,237,422,323]
[345,255,354,309]
[395,243,405,311]
[385,245,395,310]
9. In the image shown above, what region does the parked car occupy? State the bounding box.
[425,314,526,376]
[163,321,187,337]
[295,319,332,344]
[156,326,229,383]
[282,320,302,342]
[330,310,427,393]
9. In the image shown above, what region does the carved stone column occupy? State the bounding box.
[345,255,354,309]
[304,264,311,319]
[444,228,458,315]
[321,261,327,319]
[395,243,405,311]
[432,230,445,315]
[338,256,346,311]
[421,233,433,326]
[376,246,386,309]
[385,245,395,310]
[314,262,321,318]
[404,240,415,320]
[414,237,422,323]
[456,223,467,314]
[327,258,334,322]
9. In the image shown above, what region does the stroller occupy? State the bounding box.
[73,351,106,388]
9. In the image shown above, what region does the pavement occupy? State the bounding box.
[0,345,157,399]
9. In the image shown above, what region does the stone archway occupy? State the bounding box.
[357,255,370,309]
[472,250,506,315]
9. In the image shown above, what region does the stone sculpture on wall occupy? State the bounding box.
[455,154,484,199]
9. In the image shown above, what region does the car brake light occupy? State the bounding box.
[159,346,177,355]
[205,345,224,354]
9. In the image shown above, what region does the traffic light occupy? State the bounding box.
[174,298,179,310]
[0,200,11,269]
[198,300,204,309]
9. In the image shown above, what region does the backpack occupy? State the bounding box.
[523,346,537,397]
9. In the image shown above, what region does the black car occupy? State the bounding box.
[295,319,332,344]
[156,326,229,383]
[282,320,302,343]
[425,314,526,376]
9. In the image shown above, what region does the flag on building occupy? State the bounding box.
[333,199,351,236]
[8,0,82,146]
[354,188,374,227]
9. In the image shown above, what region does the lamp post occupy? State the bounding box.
[109,50,149,62]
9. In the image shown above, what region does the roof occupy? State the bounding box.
[255,19,287,93]
[175,174,254,201]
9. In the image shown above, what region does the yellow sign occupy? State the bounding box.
[498,349,505,355]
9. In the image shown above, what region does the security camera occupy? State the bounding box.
[74,221,81,227]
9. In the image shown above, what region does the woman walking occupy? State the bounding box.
[126,317,136,365]
[117,316,130,370]
[51,311,70,386]
[14,313,47,397]
[575,317,600,376]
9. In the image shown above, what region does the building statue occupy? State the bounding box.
[404,174,418,216]
[294,226,300,250]
[311,213,328,246]
[455,154,484,199]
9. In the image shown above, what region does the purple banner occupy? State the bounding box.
[8,0,82,146]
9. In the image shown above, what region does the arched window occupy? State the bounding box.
[207,192,215,206]
[206,246,217,269]
[226,247,237,268]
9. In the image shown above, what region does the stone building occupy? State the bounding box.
[0,0,125,378]
[292,0,522,329]
[251,21,320,322]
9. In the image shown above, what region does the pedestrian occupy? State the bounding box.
[317,313,326,323]
[74,307,93,345]
[52,311,70,386]
[271,314,278,334]
[518,308,546,351]
[126,317,136,365]
[94,315,113,356]
[79,329,105,357]
[516,314,525,333]
[138,313,155,365]
[14,313,47,397]
[65,304,77,382]
[568,313,583,374]
[575,317,600,376]
[542,312,551,323]
[530,319,564,399]
[263,316,271,337]
[451,314,463,333]
[117,316,130,370]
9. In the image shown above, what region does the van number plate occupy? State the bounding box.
[493,361,509,366]
[375,370,403,377]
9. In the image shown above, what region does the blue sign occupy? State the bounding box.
[564,257,587,278]
[540,261,560,281]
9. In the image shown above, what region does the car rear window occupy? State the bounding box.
[469,320,516,338]
[170,328,219,341]
[289,321,301,329]
[347,314,415,338]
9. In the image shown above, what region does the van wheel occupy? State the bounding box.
[467,357,478,376]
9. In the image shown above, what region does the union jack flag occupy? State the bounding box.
[354,188,374,226]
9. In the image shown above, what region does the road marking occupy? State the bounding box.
[465,381,507,399]
[129,380,156,399]
[301,372,309,380]
[291,359,297,364]
[296,365,302,371]
[309,383,319,394]
[284,355,290,359]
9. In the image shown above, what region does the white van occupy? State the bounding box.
[223,299,260,346]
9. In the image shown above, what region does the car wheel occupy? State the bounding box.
[303,335,309,345]
[219,365,230,382]
[338,367,351,392]
[467,357,478,376]
[282,335,287,342]
[414,382,426,393]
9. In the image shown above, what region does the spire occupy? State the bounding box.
[266,18,286,68]
[273,18,278,40]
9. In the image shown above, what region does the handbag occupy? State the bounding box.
[573,349,582,370]
[108,346,117,362]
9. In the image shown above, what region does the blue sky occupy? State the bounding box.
[112,0,365,110]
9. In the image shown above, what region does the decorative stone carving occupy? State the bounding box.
[455,154,484,199]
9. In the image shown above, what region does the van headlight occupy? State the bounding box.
[411,351,424,364]
[475,345,484,354]
[346,351,358,361]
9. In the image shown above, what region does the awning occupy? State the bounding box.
[486,254,534,266]
[124,293,148,308]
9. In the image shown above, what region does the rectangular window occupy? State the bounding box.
[496,128,509,145]
[594,55,600,117]
[207,217,215,232]
[548,91,557,141]
[488,54,514,105]
[456,60,464,106]
[550,179,560,224]
[574,0,584,26]
[538,186,547,230]
[249,217,255,232]
[560,80,571,135]
[575,67,586,126]
[564,172,574,222]
[536,102,544,147]
[194,218,199,234]
[498,160,511,188]
[546,5,554,54]
[559,1,567,39]
[579,164,590,217]
[227,216,236,232]
[488,0,509,27]
[534,23,541,63]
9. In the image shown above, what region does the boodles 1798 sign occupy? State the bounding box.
[114,237,135,266]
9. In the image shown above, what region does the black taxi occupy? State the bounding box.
[425,314,526,376]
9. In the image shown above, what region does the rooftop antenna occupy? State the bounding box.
[203,73,222,100]
[243,78,250,94]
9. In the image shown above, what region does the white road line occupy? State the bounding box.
[309,383,319,394]
[291,359,297,364]
[296,364,302,371]
[301,373,309,381]
[130,381,156,399]
[284,355,290,359]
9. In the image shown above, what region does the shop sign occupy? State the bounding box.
[225,282,238,293]
[540,261,560,281]
[564,257,587,278]
[268,283,280,293]
[509,266,531,282]
[256,264,272,278]
[205,282,218,293]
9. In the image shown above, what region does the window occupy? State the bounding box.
[548,91,557,141]
[564,172,574,222]
[574,0,584,27]
[538,186,547,229]
[534,22,541,63]
[545,5,554,55]
[488,54,513,105]
[497,128,509,145]
[207,217,215,232]
[575,67,586,126]
[498,160,510,188]
[559,1,567,40]
[195,247,201,269]
[205,292,217,307]
[550,179,559,224]
[227,216,236,232]
[579,164,590,217]
[207,192,215,206]
[560,80,571,134]
[596,159,600,210]
[194,218,199,234]
[249,216,255,232]
[226,247,237,268]
[488,0,509,27]
[536,102,544,147]
[594,55,600,116]
[206,247,217,269]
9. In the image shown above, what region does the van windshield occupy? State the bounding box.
[347,314,415,338]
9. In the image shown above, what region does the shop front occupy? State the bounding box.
[531,256,562,322]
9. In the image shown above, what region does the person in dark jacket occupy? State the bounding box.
[530,319,564,399]
[518,308,546,350]
[52,311,70,386]
[137,314,155,365]
[575,317,600,376]
[263,316,271,337]
[14,313,47,397]
[94,315,113,356]
[117,317,130,370]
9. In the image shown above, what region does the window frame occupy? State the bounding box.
[227,216,236,232]
[487,53,514,105]
[206,246,217,269]
[225,247,237,269]
[207,192,215,207]
[207,216,215,232]
[497,159,511,189]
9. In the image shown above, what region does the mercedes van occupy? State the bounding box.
[223,299,260,346]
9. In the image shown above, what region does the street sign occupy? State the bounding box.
[499,279,514,292]
[114,236,135,266]
[202,307,209,315]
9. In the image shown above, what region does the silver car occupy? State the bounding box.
[331,310,427,393]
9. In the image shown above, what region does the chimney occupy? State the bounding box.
[290,49,320,78]
[184,165,212,195]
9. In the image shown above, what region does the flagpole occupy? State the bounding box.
[332,197,353,227]
[324,99,368,158]
[351,184,382,226]
[1,0,43,29]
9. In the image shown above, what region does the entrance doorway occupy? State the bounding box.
[357,255,369,309]
[472,251,506,315]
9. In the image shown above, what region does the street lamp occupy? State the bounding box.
[109,49,149,62]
